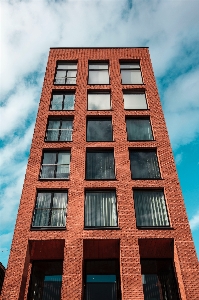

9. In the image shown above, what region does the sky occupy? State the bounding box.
[0,0,199,267]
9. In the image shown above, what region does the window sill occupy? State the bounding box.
[85,178,117,181]
[39,178,70,180]
[137,226,173,230]
[53,83,77,86]
[131,177,163,180]
[44,140,73,142]
[84,227,120,230]
[31,227,66,231]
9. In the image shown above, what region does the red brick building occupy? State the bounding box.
[1,47,199,299]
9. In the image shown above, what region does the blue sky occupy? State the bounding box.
[0,0,199,267]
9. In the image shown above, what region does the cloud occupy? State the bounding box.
[190,210,199,231]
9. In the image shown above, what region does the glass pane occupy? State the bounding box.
[56,165,69,178]
[130,151,161,179]
[48,120,60,130]
[120,63,140,69]
[88,70,109,84]
[126,118,153,140]
[51,209,66,226]
[67,70,77,77]
[66,77,76,84]
[121,70,143,84]
[86,152,115,179]
[43,153,56,164]
[36,193,51,208]
[123,93,147,109]
[57,63,77,70]
[60,121,73,141]
[63,94,75,110]
[55,70,66,78]
[88,93,111,110]
[87,119,112,141]
[53,193,68,208]
[33,209,50,227]
[51,94,63,110]
[46,129,59,141]
[40,165,56,178]
[85,192,117,227]
[57,152,70,164]
[89,64,108,70]
[134,190,169,227]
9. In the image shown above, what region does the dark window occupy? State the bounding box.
[126,118,153,141]
[46,119,73,141]
[54,62,77,84]
[86,151,115,180]
[123,92,147,109]
[85,191,118,227]
[129,150,161,179]
[32,192,68,228]
[133,190,170,227]
[84,259,121,300]
[50,93,75,110]
[88,63,109,84]
[87,118,113,141]
[28,260,63,300]
[88,92,111,110]
[120,62,143,84]
[141,259,180,300]
[40,152,70,179]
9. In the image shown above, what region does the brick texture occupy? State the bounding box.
[1,48,199,300]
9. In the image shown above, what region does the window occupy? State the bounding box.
[32,192,68,228]
[88,92,111,110]
[84,259,121,300]
[126,118,153,141]
[123,92,147,109]
[129,150,161,179]
[86,151,115,180]
[120,62,143,84]
[87,118,113,141]
[88,63,109,84]
[28,260,63,300]
[50,93,75,110]
[133,190,170,227]
[85,191,118,228]
[141,259,180,299]
[46,119,73,141]
[40,152,70,179]
[54,62,77,84]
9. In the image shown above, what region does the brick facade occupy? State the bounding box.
[1,48,199,299]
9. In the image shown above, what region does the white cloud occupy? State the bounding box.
[175,153,183,165]
[190,210,199,231]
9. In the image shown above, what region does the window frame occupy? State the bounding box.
[31,191,68,230]
[133,189,170,229]
[129,149,161,179]
[50,91,75,111]
[120,61,143,85]
[84,190,119,229]
[54,61,77,85]
[88,61,110,85]
[87,91,112,111]
[86,117,113,142]
[40,151,71,180]
[126,117,154,141]
[45,118,73,142]
[86,149,116,180]
[123,90,148,110]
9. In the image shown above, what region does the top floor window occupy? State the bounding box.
[120,62,143,84]
[88,63,109,84]
[54,62,77,85]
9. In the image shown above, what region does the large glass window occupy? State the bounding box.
[88,63,109,84]
[84,260,121,300]
[86,151,115,180]
[50,93,75,110]
[32,192,68,228]
[129,150,161,179]
[54,62,77,84]
[141,259,180,299]
[46,119,73,141]
[133,190,170,227]
[123,92,147,109]
[126,118,153,141]
[40,152,70,179]
[120,62,143,84]
[87,118,113,141]
[28,260,63,300]
[85,191,118,227]
[88,93,111,110]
